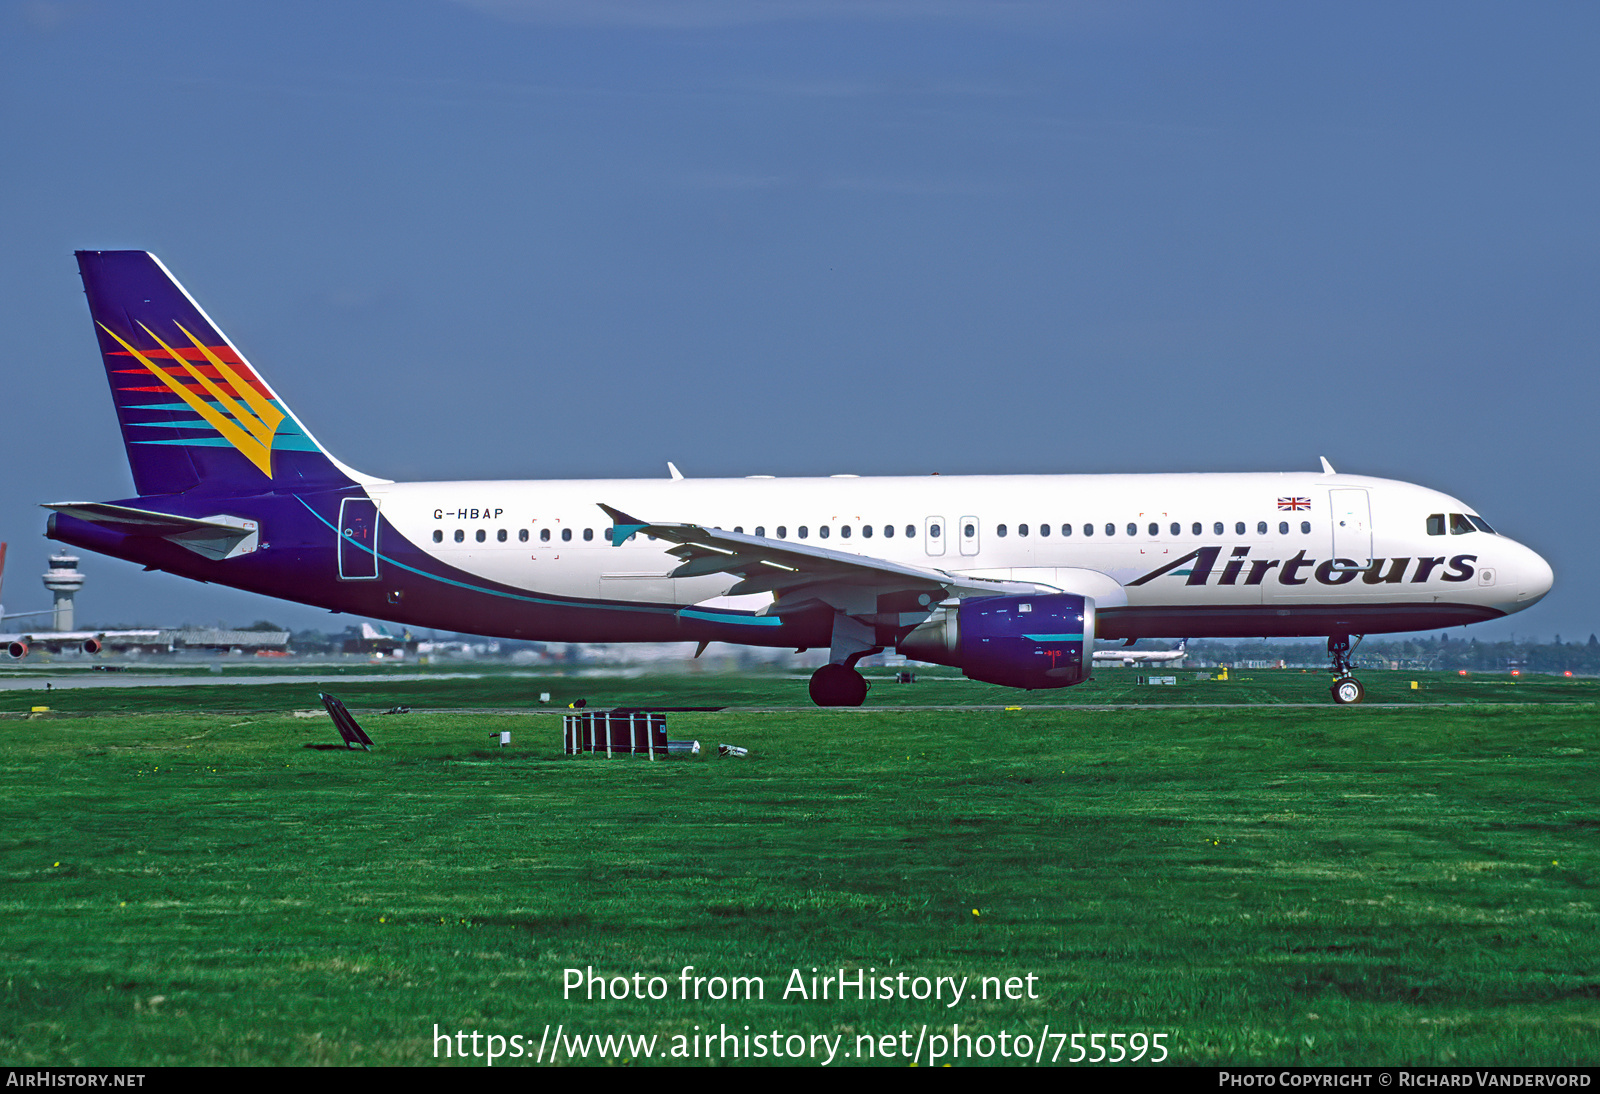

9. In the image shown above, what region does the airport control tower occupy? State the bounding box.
[43,551,85,632]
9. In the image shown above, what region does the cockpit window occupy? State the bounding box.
[1450,513,1477,535]
[1426,514,1445,536]
[1468,515,1496,534]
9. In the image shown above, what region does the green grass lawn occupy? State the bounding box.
[0,672,1595,1065]
[3,662,1596,715]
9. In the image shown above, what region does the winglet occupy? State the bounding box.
[1319,456,1336,475]
[667,462,684,481]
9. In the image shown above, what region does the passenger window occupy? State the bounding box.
[1019,524,1029,537]
[1450,513,1476,535]
[455,529,464,543]
[905,525,915,538]
[584,528,593,541]
[964,523,976,537]
[519,529,528,542]
[1213,522,1224,535]
[1148,523,1158,536]
[1191,522,1201,535]
[840,525,851,538]
[1235,522,1246,536]
[799,526,809,539]
[1170,523,1180,536]
[819,526,829,539]
[432,530,442,543]
[929,524,941,538]
[883,525,893,538]
[1301,521,1310,534]
[1256,521,1267,535]
[540,528,550,542]
[755,526,765,537]
[1083,524,1093,537]
[476,529,486,543]
[777,526,787,538]
[997,524,1008,537]
[1426,514,1445,536]
[862,525,872,538]
[562,528,572,542]
[1038,523,1049,537]
[1061,523,1071,537]
[1126,523,1136,537]
[1278,522,1288,534]
[734,526,743,534]
[1106,523,1116,537]
[497,529,507,542]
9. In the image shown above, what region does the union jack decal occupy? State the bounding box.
[1277,497,1311,511]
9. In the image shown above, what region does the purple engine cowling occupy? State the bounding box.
[898,593,1094,689]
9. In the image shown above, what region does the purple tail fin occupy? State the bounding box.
[76,251,362,497]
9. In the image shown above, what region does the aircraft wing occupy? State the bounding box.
[599,503,1053,615]
[42,502,260,561]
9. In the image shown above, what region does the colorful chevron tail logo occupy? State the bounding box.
[98,321,285,478]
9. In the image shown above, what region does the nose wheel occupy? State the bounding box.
[1327,634,1365,705]
[1331,676,1365,704]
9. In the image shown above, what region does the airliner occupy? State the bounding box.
[43,251,1554,706]
[1093,639,1188,668]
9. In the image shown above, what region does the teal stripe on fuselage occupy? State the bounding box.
[677,609,782,627]
[295,498,788,630]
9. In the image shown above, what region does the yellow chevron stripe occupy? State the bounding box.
[139,324,279,449]
[98,322,276,478]
[173,323,284,443]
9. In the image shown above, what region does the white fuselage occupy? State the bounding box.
[370,469,1551,637]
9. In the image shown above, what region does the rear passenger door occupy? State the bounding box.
[338,497,380,580]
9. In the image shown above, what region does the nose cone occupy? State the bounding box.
[1516,543,1555,607]
[1510,541,1554,610]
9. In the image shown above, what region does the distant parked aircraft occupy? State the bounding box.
[1093,639,1188,668]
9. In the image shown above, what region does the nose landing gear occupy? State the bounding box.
[1327,634,1365,704]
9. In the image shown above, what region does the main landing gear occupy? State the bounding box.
[1327,634,1365,704]
[809,662,870,707]
[809,615,880,707]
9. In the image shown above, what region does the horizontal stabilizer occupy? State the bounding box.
[43,502,260,561]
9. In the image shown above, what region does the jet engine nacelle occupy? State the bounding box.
[80,637,101,655]
[6,640,28,660]
[898,593,1094,689]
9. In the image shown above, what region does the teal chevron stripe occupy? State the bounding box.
[133,435,325,451]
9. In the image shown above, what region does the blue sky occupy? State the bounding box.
[2,1,1594,642]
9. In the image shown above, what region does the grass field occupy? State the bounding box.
[1,668,1595,1066]
[3,659,1595,712]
